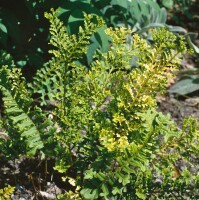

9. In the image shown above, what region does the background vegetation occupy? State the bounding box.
[0,0,198,72]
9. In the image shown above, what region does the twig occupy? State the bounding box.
[29,173,39,200]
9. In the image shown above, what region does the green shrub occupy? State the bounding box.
[0,10,199,199]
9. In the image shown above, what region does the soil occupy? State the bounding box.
[158,53,199,127]
[0,156,66,199]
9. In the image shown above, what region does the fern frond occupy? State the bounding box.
[92,28,192,154]
[45,9,105,62]
[29,57,64,105]
[0,185,15,200]
[29,106,59,157]
[0,86,43,156]
[30,10,104,105]
[0,50,15,69]
[0,66,44,156]
[0,66,32,112]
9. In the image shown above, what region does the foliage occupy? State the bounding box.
[1,0,197,72]
[57,186,81,200]
[30,9,105,106]
[161,0,199,33]
[0,185,15,200]
[169,73,199,95]
[55,0,169,64]
[158,0,194,9]
[0,0,166,69]
[160,0,199,97]
[92,0,167,29]
[0,65,44,157]
[0,10,104,158]
[0,0,60,69]
[159,0,194,13]
[0,10,199,199]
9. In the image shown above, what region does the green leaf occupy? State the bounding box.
[167,25,187,34]
[67,10,84,34]
[27,145,41,156]
[130,1,141,22]
[158,8,167,23]
[181,168,192,184]
[115,171,130,186]
[91,189,99,199]
[136,187,146,199]
[96,27,109,52]
[21,126,37,137]
[111,0,128,10]
[96,172,106,181]
[87,27,109,64]
[0,51,15,68]
[138,1,149,18]
[11,113,27,123]
[100,183,109,197]
[80,188,96,199]
[186,33,199,54]
[112,187,123,195]
[1,10,22,45]
[6,107,23,113]
[116,171,123,184]
[144,0,160,11]
[122,174,130,186]
[84,169,96,179]
[138,23,165,34]
[162,0,174,8]
[16,60,27,68]
[81,188,99,199]
[19,120,33,129]
[169,75,199,95]
[0,21,7,47]
[0,21,7,33]
[186,32,198,40]
[56,7,71,18]
[87,36,100,65]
